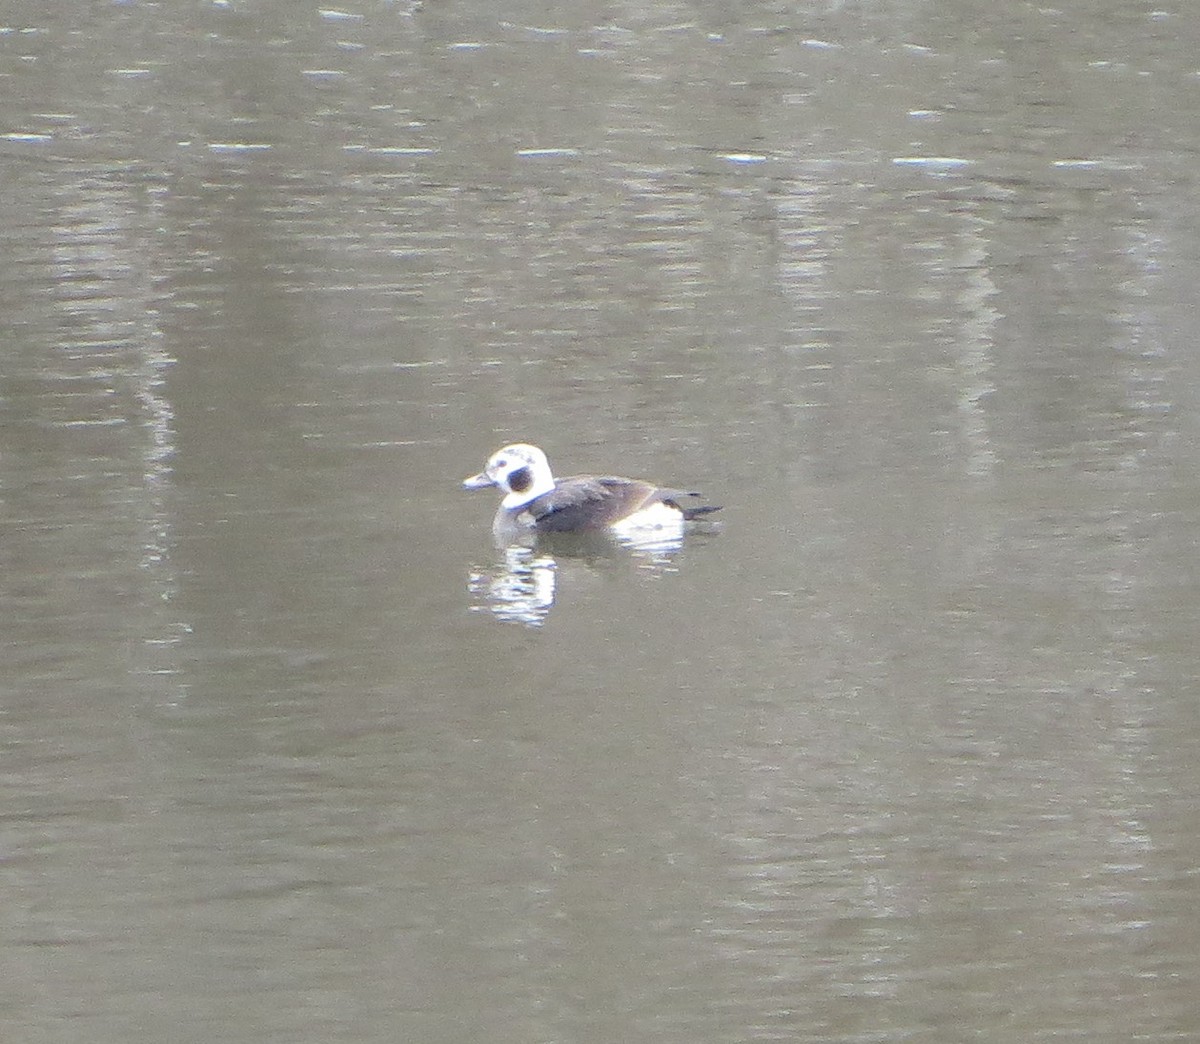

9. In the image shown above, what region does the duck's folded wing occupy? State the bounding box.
[528,476,660,531]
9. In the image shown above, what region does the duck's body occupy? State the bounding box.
[463,443,720,537]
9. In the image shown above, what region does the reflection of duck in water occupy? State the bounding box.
[467,545,558,628]
[462,443,721,542]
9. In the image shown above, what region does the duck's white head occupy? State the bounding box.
[463,443,556,509]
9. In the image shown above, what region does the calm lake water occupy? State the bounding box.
[3,1,1200,1041]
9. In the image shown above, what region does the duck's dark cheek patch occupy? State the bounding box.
[508,466,533,493]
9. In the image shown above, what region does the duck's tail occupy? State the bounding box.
[664,491,722,521]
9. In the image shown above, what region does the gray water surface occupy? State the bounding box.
[3,2,1200,1041]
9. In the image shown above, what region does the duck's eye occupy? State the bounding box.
[495,458,507,469]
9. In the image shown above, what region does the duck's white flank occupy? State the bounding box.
[608,500,686,534]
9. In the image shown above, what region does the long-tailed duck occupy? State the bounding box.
[463,443,720,537]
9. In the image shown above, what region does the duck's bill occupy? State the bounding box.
[462,472,494,490]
